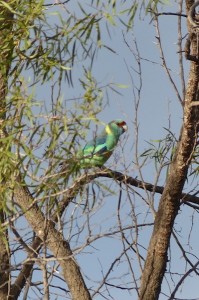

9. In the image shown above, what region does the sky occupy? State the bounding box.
[12,1,199,299]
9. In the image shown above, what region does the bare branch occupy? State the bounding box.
[59,168,199,212]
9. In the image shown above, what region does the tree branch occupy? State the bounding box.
[58,168,199,215]
[138,0,199,298]
[12,176,92,300]
[9,236,42,299]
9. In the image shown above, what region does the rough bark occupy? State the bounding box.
[138,1,199,299]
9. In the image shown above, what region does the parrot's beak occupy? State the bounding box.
[122,124,128,132]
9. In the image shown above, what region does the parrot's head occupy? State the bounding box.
[106,119,128,137]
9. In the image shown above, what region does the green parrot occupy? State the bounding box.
[77,119,127,168]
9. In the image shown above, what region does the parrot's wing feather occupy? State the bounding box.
[84,135,106,148]
[91,145,108,155]
[82,135,107,157]
[83,143,108,157]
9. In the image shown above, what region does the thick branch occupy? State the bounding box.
[9,236,42,299]
[138,1,199,298]
[58,168,199,215]
[187,0,199,27]
[13,177,91,300]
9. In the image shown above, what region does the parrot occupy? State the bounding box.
[77,119,127,168]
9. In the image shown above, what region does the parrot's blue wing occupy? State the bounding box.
[82,135,108,157]
[84,135,106,148]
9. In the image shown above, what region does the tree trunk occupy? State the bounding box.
[138,1,199,299]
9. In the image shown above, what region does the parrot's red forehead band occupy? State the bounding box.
[118,121,127,131]
[119,121,126,126]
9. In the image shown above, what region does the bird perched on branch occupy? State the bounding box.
[77,119,127,168]
[61,119,127,173]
